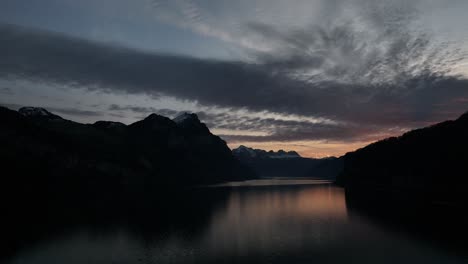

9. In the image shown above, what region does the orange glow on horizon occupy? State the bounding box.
[228,140,377,158]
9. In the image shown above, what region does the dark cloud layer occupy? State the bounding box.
[0,87,13,95]
[103,103,410,143]
[47,107,102,117]
[108,104,180,120]
[1,22,467,142]
[108,104,179,116]
[200,112,395,143]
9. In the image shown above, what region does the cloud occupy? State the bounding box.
[106,102,372,142]
[0,102,102,118]
[0,24,315,118]
[150,0,274,52]
[212,115,404,143]
[47,107,102,117]
[218,123,403,144]
[1,12,467,144]
[106,102,405,143]
[0,102,22,110]
[0,87,13,95]
[108,104,178,116]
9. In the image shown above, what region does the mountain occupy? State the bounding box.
[232,145,343,179]
[0,106,255,208]
[18,106,63,120]
[339,111,468,208]
[233,145,301,159]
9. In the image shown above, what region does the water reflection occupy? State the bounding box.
[4,181,467,264]
[202,185,347,256]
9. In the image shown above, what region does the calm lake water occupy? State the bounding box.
[5,179,467,264]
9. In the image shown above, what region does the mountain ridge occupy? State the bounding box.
[232,145,301,159]
[338,110,468,208]
[232,145,343,179]
[0,106,255,208]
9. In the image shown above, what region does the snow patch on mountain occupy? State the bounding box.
[19,107,62,120]
[173,112,196,124]
[232,145,301,159]
[233,145,258,158]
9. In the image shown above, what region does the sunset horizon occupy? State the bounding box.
[2,1,468,158]
[2,1,468,263]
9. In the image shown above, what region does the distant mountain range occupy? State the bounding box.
[233,145,301,159]
[232,145,343,179]
[339,111,468,208]
[0,106,255,207]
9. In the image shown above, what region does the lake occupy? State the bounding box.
[4,179,467,264]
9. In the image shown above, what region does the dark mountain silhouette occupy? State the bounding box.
[339,111,468,208]
[0,106,255,209]
[233,145,301,160]
[232,145,343,179]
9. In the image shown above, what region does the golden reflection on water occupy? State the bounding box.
[8,180,467,264]
[212,178,333,187]
[202,183,348,254]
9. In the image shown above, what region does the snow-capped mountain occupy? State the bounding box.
[173,112,196,124]
[19,107,63,120]
[232,145,301,159]
[269,150,302,159]
[232,145,342,179]
[172,112,210,134]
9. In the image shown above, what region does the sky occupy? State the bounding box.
[1,0,468,157]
